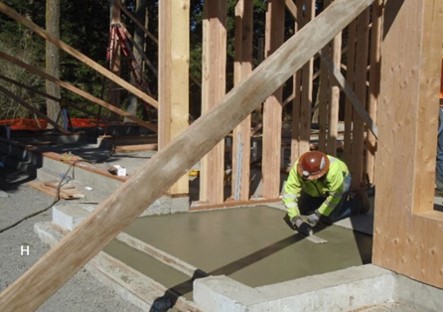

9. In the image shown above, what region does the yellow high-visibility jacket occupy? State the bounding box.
[282,155,350,219]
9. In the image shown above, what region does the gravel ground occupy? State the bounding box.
[0,183,142,312]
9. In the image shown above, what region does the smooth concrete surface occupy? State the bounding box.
[34,222,203,312]
[123,205,372,288]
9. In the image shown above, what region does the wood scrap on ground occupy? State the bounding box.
[28,181,85,200]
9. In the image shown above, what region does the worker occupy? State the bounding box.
[282,150,357,236]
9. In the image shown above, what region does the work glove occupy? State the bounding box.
[291,216,313,236]
[307,210,321,226]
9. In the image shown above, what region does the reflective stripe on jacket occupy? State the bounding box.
[282,155,350,219]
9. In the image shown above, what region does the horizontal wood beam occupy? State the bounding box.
[0,51,157,132]
[0,2,158,109]
[0,0,375,310]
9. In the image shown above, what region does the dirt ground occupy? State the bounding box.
[0,183,142,312]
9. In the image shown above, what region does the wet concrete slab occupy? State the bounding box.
[119,205,372,288]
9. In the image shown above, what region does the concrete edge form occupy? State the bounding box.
[193,265,443,312]
[34,222,204,312]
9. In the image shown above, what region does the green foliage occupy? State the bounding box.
[0,0,328,121]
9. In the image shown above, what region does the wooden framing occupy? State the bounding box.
[0,1,375,309]
[366,0,382,184]
[0,3,158,109]
[2,0,443,308]
[199,2,227,204]
[232,0,253,201]
[159,0,190,196]
[373,0,443,289]
[261,0,285,199]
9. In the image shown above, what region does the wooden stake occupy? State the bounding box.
[0,1,375,309]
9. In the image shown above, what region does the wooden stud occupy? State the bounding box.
[350,8,370,189]
[199,2,227,204]
[262,0,285,199]
[0,1,376,309]
[366,0,382,184]
[159,0,190,196]
[327,26,342,155]
[232,0,253,201]
[299,0,315,155]
[291,0,303,164]
[343,19,357,166]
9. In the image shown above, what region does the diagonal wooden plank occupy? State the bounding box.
[320,52,379,139]
[0,51,157,132]
[0,2,158,109]
[0,0,375,310]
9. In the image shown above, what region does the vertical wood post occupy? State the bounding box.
[350,8,370,188]
[159,0,190,195]
[343,19,356,167]
[200,2,227,204]
[366,0,382,185]
[290,1,302,165]
[299,0,315,155]
[262,0,285,199]
[232,0,253,201]
[327,25,342,155]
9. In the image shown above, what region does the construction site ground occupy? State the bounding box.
[1,129,442,311]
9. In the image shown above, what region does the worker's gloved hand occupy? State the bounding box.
[307,210,321,226]
[291,216,313,236]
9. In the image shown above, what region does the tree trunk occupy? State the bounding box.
[45,0,61,126]
[126,0,147,120]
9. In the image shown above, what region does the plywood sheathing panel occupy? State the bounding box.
[373,0,443,289]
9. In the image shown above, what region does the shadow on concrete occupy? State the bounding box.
[149,233,306,311]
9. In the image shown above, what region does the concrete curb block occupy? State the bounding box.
[193,265,443,312]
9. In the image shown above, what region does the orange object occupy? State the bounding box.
[0,118,102,131]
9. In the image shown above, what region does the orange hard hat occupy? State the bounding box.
[297,151,330,180]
